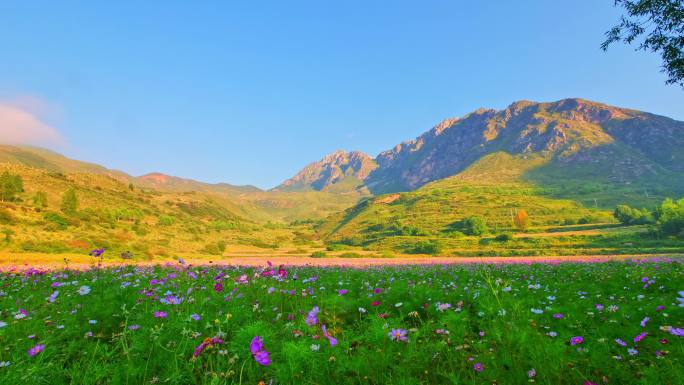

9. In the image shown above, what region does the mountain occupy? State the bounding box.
[275,150,377,193]
[136,172,261,195]
[318,98,684,246]
[0,145,131,181]
[364,98,684,194]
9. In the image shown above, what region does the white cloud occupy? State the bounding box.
[0,100,64,147]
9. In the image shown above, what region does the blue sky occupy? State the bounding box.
[1,1,682,189]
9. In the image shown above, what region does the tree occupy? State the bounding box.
[463,216,489,236]
[32,191,48,210]
[0,171,24,201]
[654,198,684,235]
[601,0,684,88]
[614,204,653,225]
[514,210,530,231]
[61,188,79,214]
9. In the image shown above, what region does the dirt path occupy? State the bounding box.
[1,253,680,271]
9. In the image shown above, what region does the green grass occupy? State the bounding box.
[0,260,682,384]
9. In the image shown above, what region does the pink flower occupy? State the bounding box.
[570,336,584,346]
[473,362,484,372]
[250,336,271,366]
[153,311,168,318]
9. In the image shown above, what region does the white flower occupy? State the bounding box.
[0,321,7,328]
[394,302,403,308]
[502,286,512,292]
[0,361,10,368]
[78,286,92,296]
[358,307,366,313]
[310,344,320,352]
[89,320,97,324]
[531,308,543,314]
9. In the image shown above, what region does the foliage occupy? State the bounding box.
[404,239,444,255]
[32,191,48,210]
[654,197,684,236]
[43,212,69,230]
[602,0,684,88]
[463,216,489,236]
[0,171,23,201]
[0,262,682,384]
[614,204,654,225]
[514,209,530,231]
[60,188,79,215]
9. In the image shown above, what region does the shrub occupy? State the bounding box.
[463,216,488,236]
[43,212,68,230]
[60,188,78,215]
[405,240,444,255]
[614,205,653,225]
[0,172,23,202]
[654,198,684,236]
[157,215,176,226]
[494,233,513,242]
[310,251,327,258]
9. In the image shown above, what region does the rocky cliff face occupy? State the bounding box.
[275,150,377,192]
[364,98,684,193]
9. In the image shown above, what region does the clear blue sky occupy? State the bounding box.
[1,1,682,189]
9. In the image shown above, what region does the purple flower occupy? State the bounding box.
[553,313,564,319]
[305,306,320,326]
[214,282,223,293]
[128,325,141,331]
[388,328,408,342]
[321,324,338,346]
[634,332,647,343]
[473,362,484,372]
[250,336,271,366]
[615,338,627,347]
[28,344,44,357]
[640,317,650,328]
[153,311,168,319]
[90,248,105,257]
[670,327,684,337]
[595,304,604,311]
[338,289,348,296]
[570,336,584,346]
[191,314,201,321]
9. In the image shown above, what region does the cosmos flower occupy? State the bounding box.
[90,248,105,257]
[78,286,91,296]
[153,311,168,319]
[628,348,638,356]
[669,327,684,337]
[553,313,564,319]
[676,291,684,307]
[615,338,627,347]
[634,332,647,343]
[193,337,224,358]
[640,317,650,327]
[388,328,408,342]
[0,321,7,328]
[321,324,338,346]
[27,344,44,357]
[47,291,59,303]
[250,336,271,366]
[473,363,484,372]
[306,306,320,326]
[570,336,584,346]
[338,289,348,295]
[527,368,536,378]
[191,314,201,321]
[128,325,141,330]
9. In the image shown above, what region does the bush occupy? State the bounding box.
[405,240,444,255]
[614,205,653,225]
[157,215,176,226]
[463,216,488,236]
[0,172,23,201]
[337,252,364,258]
[310,251,327,258]
[654,198,684,236]
[43,212,69,230]
[201,243,221,255]
[494,233,513,242]
[60,188,78,215]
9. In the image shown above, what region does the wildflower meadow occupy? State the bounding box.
[0,259,682,384]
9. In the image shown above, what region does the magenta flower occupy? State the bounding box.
[553,313,564,319]
[570,336,584,346]
[28,344,44,357]
[388,328,408,342]
[193,336,224,358]
[250,336,271,366]
[473,362,484,372]
[338,289,348,296]
[153,311,168,318]
[634,332,647,343]
[321,324,338,346]
[214,282,223,293]
[670,327,684,337]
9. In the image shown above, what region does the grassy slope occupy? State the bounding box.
[319,152,684,256]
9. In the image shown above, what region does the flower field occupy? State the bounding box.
[1,259,683,384]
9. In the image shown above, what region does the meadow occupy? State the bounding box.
[1,258,682,384]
